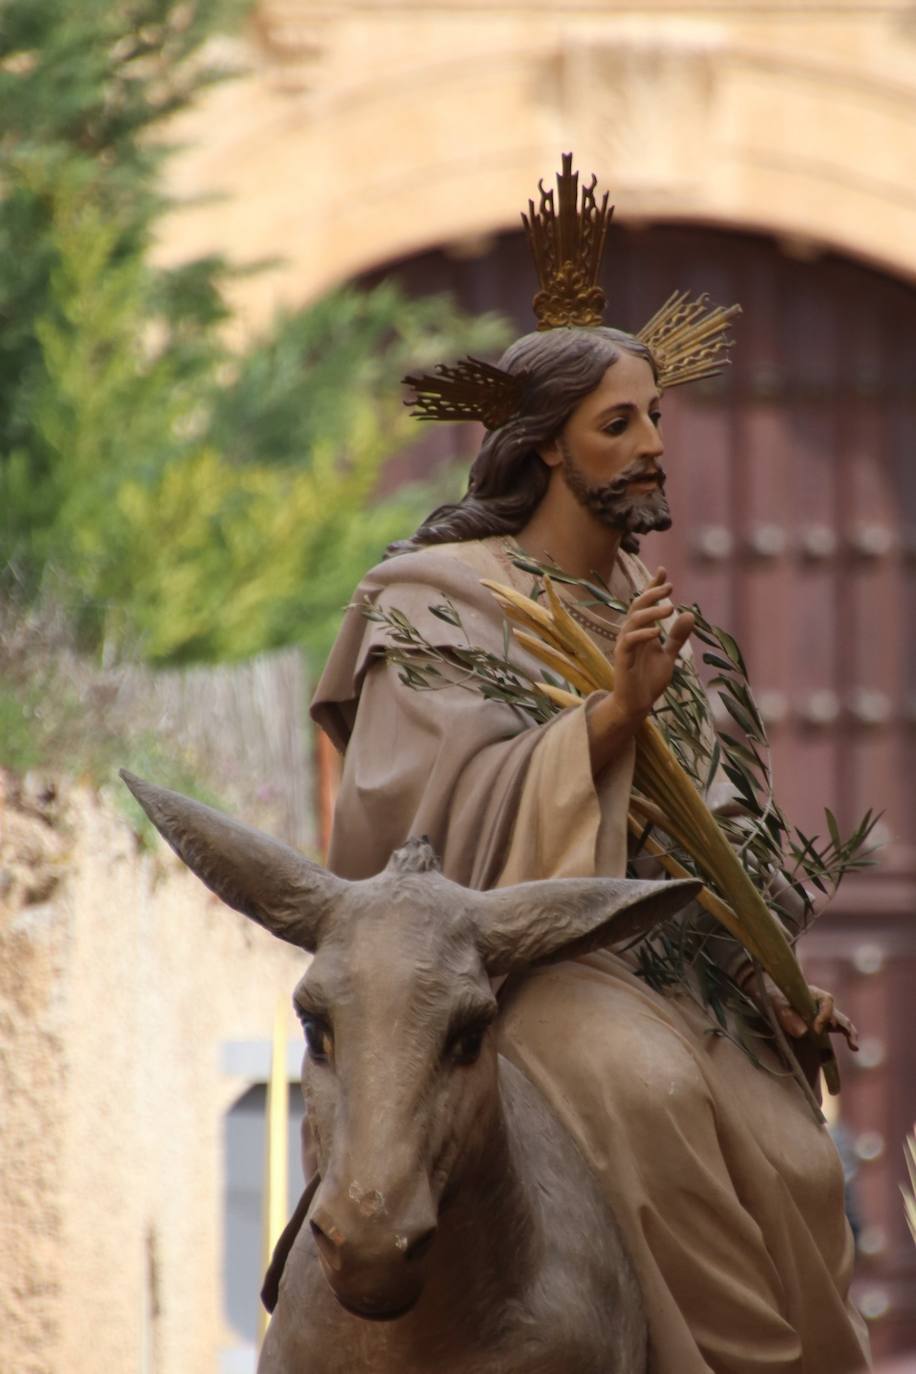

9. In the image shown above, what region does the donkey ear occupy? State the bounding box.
[120,771,348,951]
[473,875,702,976]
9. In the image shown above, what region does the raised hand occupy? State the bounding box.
[611,567,694,726]
[587,567,694,775]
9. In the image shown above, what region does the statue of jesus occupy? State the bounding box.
[310,157,869,1373]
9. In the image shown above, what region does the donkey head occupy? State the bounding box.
[122,772,699,1320]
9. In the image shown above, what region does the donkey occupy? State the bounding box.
[121,771,699,1374]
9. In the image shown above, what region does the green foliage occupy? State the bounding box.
[0,0,511,674]
[364,597,559,724]
[208,281,506,468]
[0,679,44,774]
[106,413,463,666]
[0,0,244,153]
[0,0,243,441]
[2,174,220,644]
[0,0,241,597]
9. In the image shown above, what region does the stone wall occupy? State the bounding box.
[0,771,305,1374]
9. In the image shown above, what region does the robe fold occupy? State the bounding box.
[312,538,636,887]
[311,535,869,1374]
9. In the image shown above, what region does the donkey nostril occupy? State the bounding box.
[404,1227,436,1263]
[310,1218,345,1271]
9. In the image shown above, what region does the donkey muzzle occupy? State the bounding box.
[308,1177,437,1318]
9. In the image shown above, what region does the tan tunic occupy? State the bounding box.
[311,536,869,1374]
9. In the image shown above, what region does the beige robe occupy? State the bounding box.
[311,535,869,1374]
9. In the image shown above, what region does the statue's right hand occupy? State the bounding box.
[586,568,693,776]
[609,567,694,725]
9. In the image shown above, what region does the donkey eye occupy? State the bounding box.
[448,1024,487,1067]
[301,1015,332,1062]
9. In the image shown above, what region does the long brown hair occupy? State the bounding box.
[387,326,656,557]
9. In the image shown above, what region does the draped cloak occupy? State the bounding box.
[311,535,870,1374]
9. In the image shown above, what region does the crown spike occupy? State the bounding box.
[638,291,741,389]
[522,152,614,330]
[403,358,527,430]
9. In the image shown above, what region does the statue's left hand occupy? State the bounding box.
[737,966,859,1051]
[771,983,859,1052]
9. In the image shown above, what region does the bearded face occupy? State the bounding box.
[560,440,672,536]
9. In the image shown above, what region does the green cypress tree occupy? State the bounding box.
[0,0,243,595]
[0,0,509,669]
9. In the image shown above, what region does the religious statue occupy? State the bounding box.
[308,155,871,1371]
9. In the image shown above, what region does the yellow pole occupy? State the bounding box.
[259,997,289,1345]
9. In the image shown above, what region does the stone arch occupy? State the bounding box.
[158,7,916,333]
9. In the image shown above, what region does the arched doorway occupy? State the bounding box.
[362,223,916,1356]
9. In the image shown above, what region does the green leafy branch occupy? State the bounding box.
[362,600,559,724]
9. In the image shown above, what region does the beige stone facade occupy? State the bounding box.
[156,0,916,336]
[0,774,305,1374]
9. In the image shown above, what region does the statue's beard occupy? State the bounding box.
[560,441,672,536]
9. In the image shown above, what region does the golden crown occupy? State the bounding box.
[404,154,740,428]
[523,153,613,331]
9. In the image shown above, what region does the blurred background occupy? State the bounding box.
[1,1,914,1370]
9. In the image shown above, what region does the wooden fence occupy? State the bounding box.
[113,646,315,854]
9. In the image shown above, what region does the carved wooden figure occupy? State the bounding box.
[121,771,699,1374]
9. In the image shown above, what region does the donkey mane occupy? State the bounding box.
[384,836,442,874]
